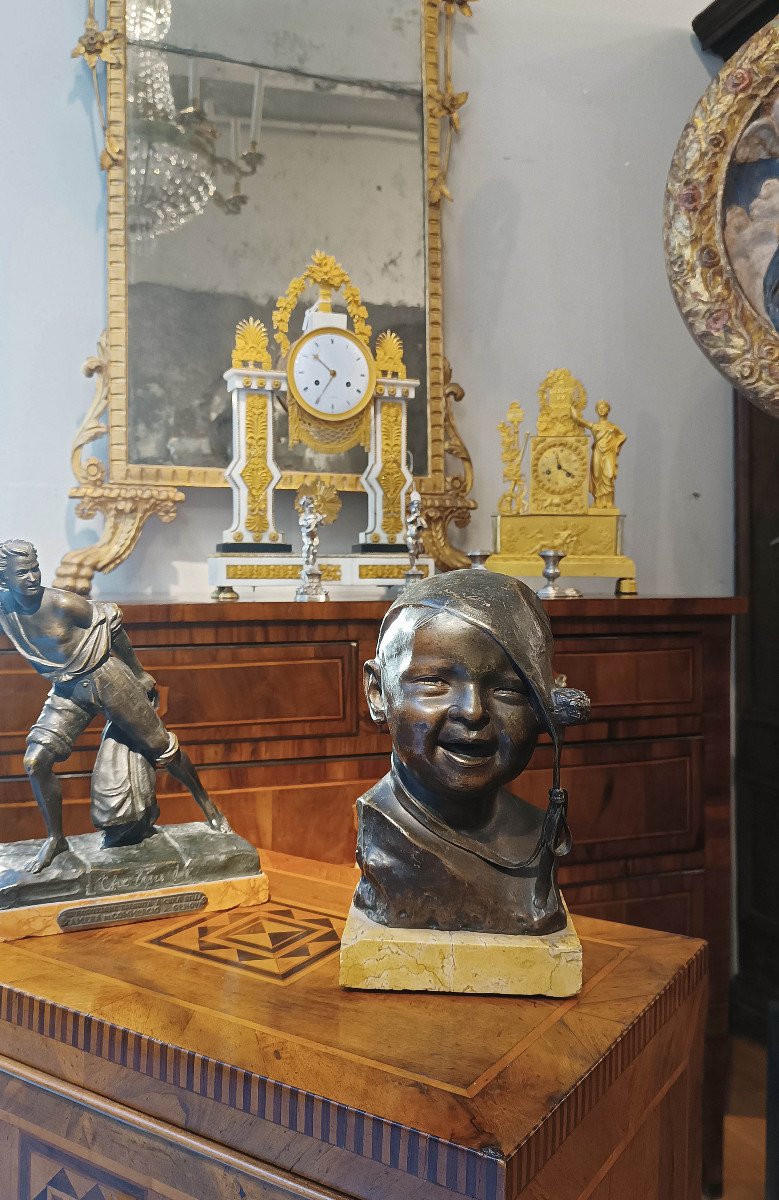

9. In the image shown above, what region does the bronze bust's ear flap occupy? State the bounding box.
[363,659,388,725]
[552,687,591,727]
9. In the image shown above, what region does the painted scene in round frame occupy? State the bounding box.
[724,78,779,333]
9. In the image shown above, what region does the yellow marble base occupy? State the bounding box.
[339,902,582,996]
[0,873,269,942]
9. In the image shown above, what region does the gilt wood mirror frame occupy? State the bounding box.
[57,0,477,594]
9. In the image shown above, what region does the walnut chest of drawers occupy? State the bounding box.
[0,595,743,1193]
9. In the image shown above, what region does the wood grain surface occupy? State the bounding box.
[0,853,707,1199]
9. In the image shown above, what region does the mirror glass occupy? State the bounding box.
[125,0,428,481]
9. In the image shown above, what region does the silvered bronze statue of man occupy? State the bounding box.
[0,540,230,873]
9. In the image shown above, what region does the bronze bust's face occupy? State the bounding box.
[365,610,540,809]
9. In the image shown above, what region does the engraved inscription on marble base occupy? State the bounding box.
[58,891,207,931]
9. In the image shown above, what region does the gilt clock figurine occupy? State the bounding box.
[487,369,636,595]
[208,251,433,599]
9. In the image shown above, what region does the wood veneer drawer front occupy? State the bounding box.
[553,635,703,717]
[0,641,361,748]
[517,737,703,862]
[0,1060,341,1200]
[143,642,360,742]
[564,869,705,939]
[0,654,53,743]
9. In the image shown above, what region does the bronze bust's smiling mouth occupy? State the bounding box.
[438,739,498,763]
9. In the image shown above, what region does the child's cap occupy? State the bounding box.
[378,569,590,751]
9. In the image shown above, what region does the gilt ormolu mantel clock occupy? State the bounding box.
[208,252,433,597]
[487,369,637,595]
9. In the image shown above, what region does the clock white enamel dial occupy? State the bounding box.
[287,327,377,422]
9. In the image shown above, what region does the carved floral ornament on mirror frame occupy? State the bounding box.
[59,0,478,596]
[664,18,779,419]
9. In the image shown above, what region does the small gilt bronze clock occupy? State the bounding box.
[489,368,637,595]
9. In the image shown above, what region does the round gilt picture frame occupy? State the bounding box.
[664,20,779,417]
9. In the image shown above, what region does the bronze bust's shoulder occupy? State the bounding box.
[355,766,562,934]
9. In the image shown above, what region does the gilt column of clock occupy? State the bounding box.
[208,252,432,598]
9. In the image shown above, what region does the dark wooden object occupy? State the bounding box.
[733,398,779,1050]
[0,595,742,1193]
[0,853,706,1199]
[693,0,779,59]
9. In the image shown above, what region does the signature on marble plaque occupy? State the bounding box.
[87,866,188,897]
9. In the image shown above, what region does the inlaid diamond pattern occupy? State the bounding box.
[33,1177,125,1200]
[147,902,342,982]
[20,1137,146,1200]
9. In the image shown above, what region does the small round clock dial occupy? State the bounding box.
[537,442,587,494]
[288,327,377,422]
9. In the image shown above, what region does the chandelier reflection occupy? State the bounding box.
[127,0,261,241]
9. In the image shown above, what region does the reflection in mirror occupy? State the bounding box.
[126,0,428,480]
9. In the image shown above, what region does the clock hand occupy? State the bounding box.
[313,353,337,376]
[555,453,574,479]
[316,373,336,404]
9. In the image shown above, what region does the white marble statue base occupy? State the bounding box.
[339,901,583,996]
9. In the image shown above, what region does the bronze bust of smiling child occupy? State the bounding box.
[351,569,590,947]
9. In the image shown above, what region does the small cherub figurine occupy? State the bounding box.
[298,496,322,565]
[0,539,230,873]
[354,569,590,936]
[570,399,626,509]
[295,495,327,601]
[404,490,427,582]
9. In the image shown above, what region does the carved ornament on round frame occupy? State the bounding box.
[664,20,779,417]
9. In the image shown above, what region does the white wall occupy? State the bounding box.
[444,1,734,595]
[0,0,734,597]
[0,1,106,590]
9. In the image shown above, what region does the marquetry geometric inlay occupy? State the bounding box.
[20,1135,146,1200]
[147,902,342,984]
[0,868,708,1200]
